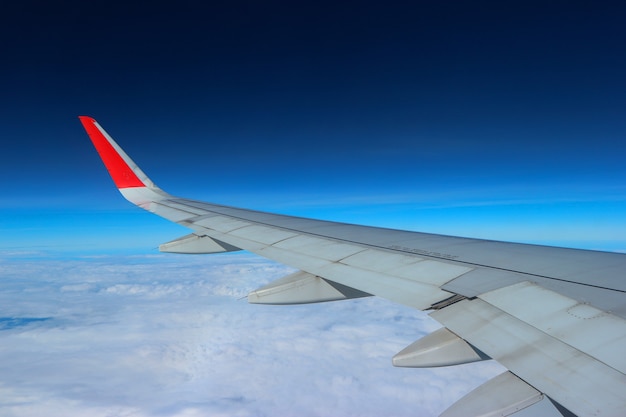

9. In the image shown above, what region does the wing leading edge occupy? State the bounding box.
[80,116,626,417]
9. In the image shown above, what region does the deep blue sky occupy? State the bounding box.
[2,0,626,253]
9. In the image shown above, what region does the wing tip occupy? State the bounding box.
[79,116,148,189]
[78,115,96,126]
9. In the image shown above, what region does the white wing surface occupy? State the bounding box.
[80,116,626,417]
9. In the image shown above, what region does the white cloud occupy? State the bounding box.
[0,252,503,417]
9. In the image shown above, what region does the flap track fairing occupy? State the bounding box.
[392,327,488,368]
[248,270,371,305]
[159,233,241,254]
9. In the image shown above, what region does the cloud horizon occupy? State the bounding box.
[0,251,503,417]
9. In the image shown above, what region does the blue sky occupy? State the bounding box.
[2,1,626,253]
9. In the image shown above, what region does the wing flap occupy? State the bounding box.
[481,281,626,374]
[314,261,456,309]
[431,288,626,416]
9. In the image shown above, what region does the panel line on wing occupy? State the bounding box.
[432,297,626,416]
[160,201,626,295]
[207,214,626,296]
[479,281,626,374]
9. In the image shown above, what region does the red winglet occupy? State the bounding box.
[79,116,146,188]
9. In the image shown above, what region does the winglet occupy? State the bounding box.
[79,116,155,189]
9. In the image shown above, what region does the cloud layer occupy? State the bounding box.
[0,252,503,416]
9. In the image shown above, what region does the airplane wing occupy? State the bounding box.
[79,116,626,417]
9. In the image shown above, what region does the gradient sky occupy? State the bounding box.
[2,1,626,253]
[1,2,626,416]
[0,1,626,254]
